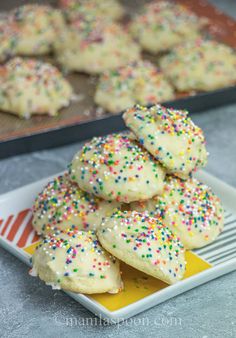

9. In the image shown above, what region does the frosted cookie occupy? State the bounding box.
[54,17,140,74]
[31,229,122,294]
[129,1,205,54]
[0,57,73,118]
[160,39,236,92]
[0,19,18,62]
[123,105,207,179]
[10,4,65,55]
[59,0,124,22]
[32,173,121,235]
[69,133,166,203]
[130,177,224,249]
[97,211,186,284]
[95,60,175,114]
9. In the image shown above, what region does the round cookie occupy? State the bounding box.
[69,133,166,203]
[95,60,175,114]
[59,0,124,22]
[31,229,123,294]
[10,4,65,55]
[123,105,207,179]
[54,17,141,74]
[159,39,236,92]
[97,211,186,284]
[32,172,121,235]
[0,19,18,62]
[0,57,73,118]
[130,176,224,250]
[129,1,205,54]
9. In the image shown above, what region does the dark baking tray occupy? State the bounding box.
[0,0,236,159]
[1,85,236,159]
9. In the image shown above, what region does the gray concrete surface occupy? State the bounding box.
[1,1,236,337]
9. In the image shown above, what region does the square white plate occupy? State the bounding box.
[0,170,235,323]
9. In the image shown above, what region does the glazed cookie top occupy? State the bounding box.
[10,4,65,54]
[69,133,166,203]
[65,16,138,51]
[0,57,64,78]
[70,16,115,44]
[160,39,236,91]
[130,176,224,249]
[59,0,124,21]
[159,177,224,236]
[97,211,186,284]
[32,173,121,235]
[132,1,199,28]
[130,1,205,53]
[95,60,174,113]
[54,15,140,73]
[32,229,122,294]
[10,4,64,31]
[0,57,73,117]
[0,19,18,62]
[123,105,207,179]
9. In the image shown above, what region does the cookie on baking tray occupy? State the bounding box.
[58,0,124,22]
[0,57,73,118]
[10,4,65,55]
[160,39,236,92]
[31,229,123,294]
[69,133,166,203]
[32,172,121,235]
[0,18,18,62]
[54,16,141,74]
[97,210,186,285]
[123,105,208,179]
[95,60,175,114]
[130,176,224,249]
[129,1,206,54]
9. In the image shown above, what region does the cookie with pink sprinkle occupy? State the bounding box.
[58,0,124,22]
[0,57,73,118]
[129,1,206,54]
[32,229,123,294]
[95,60,174,114]
[123,105,207,179]
[97,210,186,284]
[32,172,121,235]
[0,18,18,62]
[69,133,166,203]
[130,176,224,249]
[11,4,65,55]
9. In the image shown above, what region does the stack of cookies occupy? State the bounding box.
[31,104,224,294]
